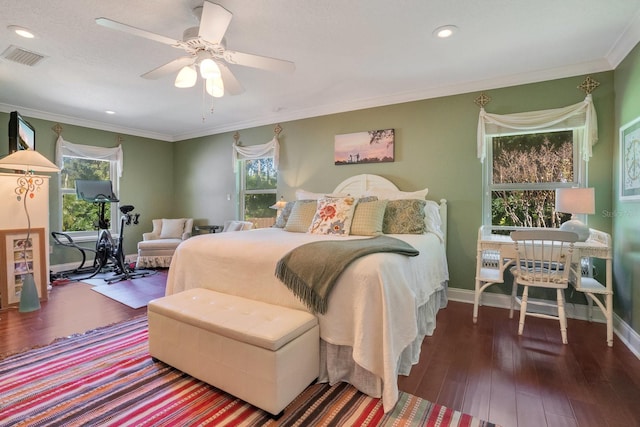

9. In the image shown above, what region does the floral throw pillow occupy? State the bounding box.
[308,196,358,235]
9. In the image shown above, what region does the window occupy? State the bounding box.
[60,156,119,237]
[239,157,277,228]
[483,129,585,231]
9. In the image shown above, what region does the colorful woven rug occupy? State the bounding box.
[0,317,499,426]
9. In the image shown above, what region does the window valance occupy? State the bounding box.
[55,136,123,178]
[477,94,598,163]
[232,136,279,172]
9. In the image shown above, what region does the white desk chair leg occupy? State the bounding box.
[510,281,518,319]
[518,286,529,336]
[557,289,568,345]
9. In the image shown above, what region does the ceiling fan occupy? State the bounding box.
[95,1,295,97]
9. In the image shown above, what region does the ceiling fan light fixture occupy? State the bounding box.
[199,58,221,79]
[206,76,224,98]
[175,65,197,88]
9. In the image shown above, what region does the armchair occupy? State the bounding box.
[136,218,193,268]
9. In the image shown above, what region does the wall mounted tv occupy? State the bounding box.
[8,111,36,153]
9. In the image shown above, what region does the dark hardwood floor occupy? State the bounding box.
[1,272,639,426]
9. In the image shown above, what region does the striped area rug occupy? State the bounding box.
[0,317,499,426]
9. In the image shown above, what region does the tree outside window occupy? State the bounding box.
[60,157,118,235]
[240,157,277,228]
[486,130,580,232]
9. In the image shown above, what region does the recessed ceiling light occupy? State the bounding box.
[105,110,116,115]
[8,25,35,39]
[433,25,458,39]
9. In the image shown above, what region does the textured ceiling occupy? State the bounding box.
[1,0,639,142]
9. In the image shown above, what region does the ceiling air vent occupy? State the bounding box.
[1,45,46,66]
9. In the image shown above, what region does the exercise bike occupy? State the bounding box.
[52,180,150,284]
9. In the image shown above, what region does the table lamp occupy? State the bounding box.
[555,187,595,242]
[270,196,288,216]
[0,150,60,312]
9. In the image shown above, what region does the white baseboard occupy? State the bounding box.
[448,287,640,359]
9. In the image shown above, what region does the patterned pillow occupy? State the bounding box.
[350,199,388,236]
[273,201,295,228]
[284,200,318,232]
[308,196,358,235]
[382,199,427,234]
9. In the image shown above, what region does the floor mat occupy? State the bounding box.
[90,274,164,309]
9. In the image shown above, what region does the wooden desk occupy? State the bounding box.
[474,226,613,346]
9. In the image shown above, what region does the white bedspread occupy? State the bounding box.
[165,228,449,411]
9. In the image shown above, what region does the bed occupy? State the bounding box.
[165,174,449,412]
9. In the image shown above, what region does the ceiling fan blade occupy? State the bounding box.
[141,56,195,79]
[217,62,245,95]
[223,50,295,73]
[95,17,180,47]
[198,2,233,44]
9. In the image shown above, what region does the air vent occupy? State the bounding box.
[1,45,46,66]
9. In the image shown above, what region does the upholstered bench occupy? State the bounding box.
[147,288,319,416]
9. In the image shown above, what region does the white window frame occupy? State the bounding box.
[482,128,588,231]
[59,156,120,241]
[237,157,277,220]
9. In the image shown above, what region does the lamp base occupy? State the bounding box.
[19,273,41,313]
[559,219,590,242]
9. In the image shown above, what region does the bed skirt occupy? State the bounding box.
[136,256,172,268]
[317,282,448,407]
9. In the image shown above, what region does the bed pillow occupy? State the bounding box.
[159,218,186,239]
[366,187,429,201]
[284,200,318,232]
[295,189,349,200]
[424,200,445,240]
[350,199,388,236]
[308,196,358,236]
[382,199,427,234]
[273,201,295,228]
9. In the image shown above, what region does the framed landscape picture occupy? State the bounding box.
[334,129,395,165]
[620,116,640,201]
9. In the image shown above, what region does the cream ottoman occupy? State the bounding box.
[148,288,319,416]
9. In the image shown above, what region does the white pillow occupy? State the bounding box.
[159,218,185,239]
[296,188,349,200]
[366,187,429,200]
[424,200,444,241]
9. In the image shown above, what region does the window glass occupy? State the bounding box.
[240,157,277,228]
[485,130,579,231]
[60,157,117,235]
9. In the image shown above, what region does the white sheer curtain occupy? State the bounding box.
[55,136,124,177]
[477,94,598,163]
[232,136,279,172]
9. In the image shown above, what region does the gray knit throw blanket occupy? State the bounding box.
[275,235,419,314]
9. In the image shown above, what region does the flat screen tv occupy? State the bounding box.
[8,111,36,153]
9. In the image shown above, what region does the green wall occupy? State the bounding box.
[0,115,177,264]
[614,42,640,331]
[3,65,634,335]
[173,72,615,300]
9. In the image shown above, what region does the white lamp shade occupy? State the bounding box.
[199,58,221,79]
[270,197,287,209]
[555,187,595,215]
[174,65,197,88]
[0,149,60,173]
[206,76,225,98]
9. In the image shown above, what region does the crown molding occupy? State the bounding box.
[0,56,621,143]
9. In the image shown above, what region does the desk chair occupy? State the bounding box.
[510,230,578,344]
